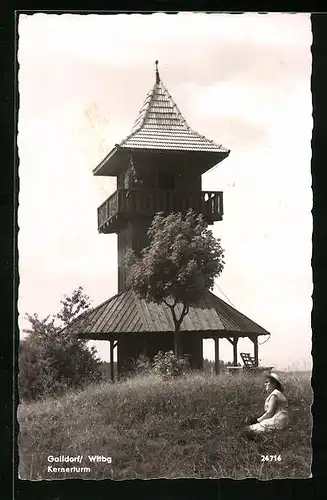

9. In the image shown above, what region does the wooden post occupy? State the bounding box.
[214,337,220,375]
[233,337,238,366]
[110,340,115,382]
[199,335,203,370]
[253,336,259,367]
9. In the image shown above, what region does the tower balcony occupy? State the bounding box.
[97,189,223,234]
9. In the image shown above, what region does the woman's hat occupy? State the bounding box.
[266,372,283,390]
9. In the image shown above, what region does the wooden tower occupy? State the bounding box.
[76,62,271,378]
[94,62,229,289]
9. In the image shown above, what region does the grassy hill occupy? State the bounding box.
[18,371,312,480]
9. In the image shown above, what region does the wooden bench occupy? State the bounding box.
[240,352,273,374]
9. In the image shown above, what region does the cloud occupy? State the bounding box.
[18,13,311,121]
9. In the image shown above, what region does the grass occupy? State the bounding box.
[17,370,312,480]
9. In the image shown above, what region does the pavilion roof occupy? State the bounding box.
[72,289,270,339]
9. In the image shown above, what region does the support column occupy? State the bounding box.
[214,337,220,375]
[110,340,115,382]
[253,336,259,367]
[233,337,238,367]
[199,335,203,370]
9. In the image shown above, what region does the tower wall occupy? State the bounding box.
[117,331,203,375]
[117,335,143,374]
[180,332,203,370]
[117,219,151,292]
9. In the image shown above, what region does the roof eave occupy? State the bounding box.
[77,328,269,340]
[92,145,122,177]
[203,149,230,173]
[93,146,229,176]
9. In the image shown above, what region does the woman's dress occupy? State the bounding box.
[249,389,288,433]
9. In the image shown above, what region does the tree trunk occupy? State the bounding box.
[174,325,181,357]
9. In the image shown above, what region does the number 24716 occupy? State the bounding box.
[261,455,282,462]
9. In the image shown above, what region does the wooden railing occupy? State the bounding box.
[98,189,223,233]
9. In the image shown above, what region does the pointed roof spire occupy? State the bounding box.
[155,60,160,84]
[120,68,229,155]
[93,63,230,176]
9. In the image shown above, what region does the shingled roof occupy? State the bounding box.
[93,62,230,176]
[120,68,229,153]
[74,289,270,340]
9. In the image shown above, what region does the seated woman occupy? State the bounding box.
[244,373,289,436]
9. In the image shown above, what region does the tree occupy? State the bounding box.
[19,286,102,401]
[125,209,225,356]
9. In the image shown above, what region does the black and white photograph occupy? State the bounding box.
[17,12,312,480]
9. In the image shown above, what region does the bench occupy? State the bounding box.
[240,352,273,374]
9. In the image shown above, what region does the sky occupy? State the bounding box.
[17,12,312,370]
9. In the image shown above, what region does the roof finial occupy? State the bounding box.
[155,60,160,84]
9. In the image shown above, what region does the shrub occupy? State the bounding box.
[19,287,102,401]
[134,354,152,375]
[152,350,190,379]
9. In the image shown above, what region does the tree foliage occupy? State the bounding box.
[19,286,102,401]
[126,210,225,344]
